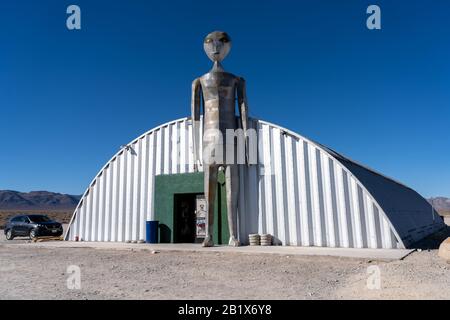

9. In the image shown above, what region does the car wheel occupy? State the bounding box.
[29,229,37,240]
[6,229,14,240]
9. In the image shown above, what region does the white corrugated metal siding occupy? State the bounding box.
[65,117,403,248]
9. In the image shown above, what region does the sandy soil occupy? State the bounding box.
[0,240,448,300]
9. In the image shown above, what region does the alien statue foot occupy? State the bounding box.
[228,237,240,247]
[202,236,214,247]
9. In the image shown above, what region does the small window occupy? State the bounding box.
[28,215,50,223]
[20,216,30,223]
[11,216,21,222]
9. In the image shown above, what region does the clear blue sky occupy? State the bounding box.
[0,0,449,198]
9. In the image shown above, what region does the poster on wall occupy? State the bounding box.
[195,195,207,238]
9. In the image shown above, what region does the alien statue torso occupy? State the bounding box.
[200,70,239,148]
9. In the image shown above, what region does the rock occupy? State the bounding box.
[438,237,450,261]
[151,250,160,254]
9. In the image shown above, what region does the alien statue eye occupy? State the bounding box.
[220,37,229,43]
[204,38,212,44]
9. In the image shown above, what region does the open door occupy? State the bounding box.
[173,193,201,243]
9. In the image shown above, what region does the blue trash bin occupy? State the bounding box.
[146,220,159,243]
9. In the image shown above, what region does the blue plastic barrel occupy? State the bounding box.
[146,220,159,243]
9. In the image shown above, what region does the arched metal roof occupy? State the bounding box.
[65,117,445,248]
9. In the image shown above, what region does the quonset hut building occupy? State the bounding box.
[65,117,445,249]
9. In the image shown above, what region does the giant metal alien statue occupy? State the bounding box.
[191,31,249,247]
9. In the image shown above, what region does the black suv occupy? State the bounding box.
[4,215,63,240]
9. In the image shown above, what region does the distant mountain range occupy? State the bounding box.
[0,190,81,210]
[428,197,450,213]
[0,189,448,214]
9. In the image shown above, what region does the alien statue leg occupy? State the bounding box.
[203,164,218,247]
[225,164,240,246]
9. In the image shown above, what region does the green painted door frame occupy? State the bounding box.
[154,172,229,244]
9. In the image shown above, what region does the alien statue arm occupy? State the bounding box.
[237,77,249,164]
[191,78,202,170]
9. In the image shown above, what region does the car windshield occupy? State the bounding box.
[28,215,51,223]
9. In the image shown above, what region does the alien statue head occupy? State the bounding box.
[203,31,232,63]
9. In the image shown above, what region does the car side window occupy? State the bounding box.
[11,217,20,222]
[20,216,29,223]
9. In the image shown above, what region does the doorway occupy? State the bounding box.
[154,172,229,244]
[173,193,202,243]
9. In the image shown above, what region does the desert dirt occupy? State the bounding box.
[0,228,449,300]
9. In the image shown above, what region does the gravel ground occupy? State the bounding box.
[1,226,449,300]
[0,242,448,300]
